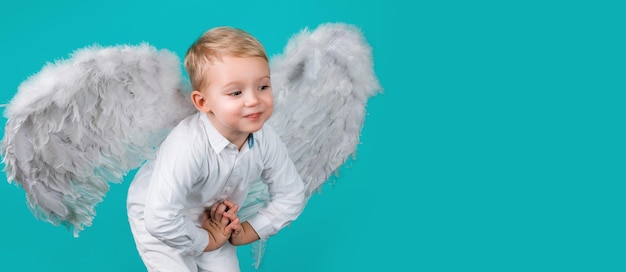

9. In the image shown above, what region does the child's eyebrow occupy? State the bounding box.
[220,76,271,89]
[220,81,241,89]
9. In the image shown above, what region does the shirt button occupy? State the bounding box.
[224,186,232,193]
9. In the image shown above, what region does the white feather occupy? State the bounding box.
[269,23,381,198]
[1,23,381,268]
[240,22,382,268]
[1,44,195,236]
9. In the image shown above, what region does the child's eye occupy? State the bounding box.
[258,85,270,91]
[229,90,242,96]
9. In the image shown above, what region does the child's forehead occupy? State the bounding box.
[201,56,270,82]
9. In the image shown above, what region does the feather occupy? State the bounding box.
[1,44,195,236]
[269,22,382,198]
[240,22,382,268]
[2,22,380,269]
[239,178,270,268]
[250,239,267,269]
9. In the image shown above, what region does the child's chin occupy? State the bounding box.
[242,123,264,133]
[248,125,264,133]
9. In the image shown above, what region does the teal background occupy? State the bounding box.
[1,0,624,271]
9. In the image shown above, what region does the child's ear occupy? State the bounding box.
[191,90,211,112]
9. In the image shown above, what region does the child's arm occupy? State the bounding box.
[143,126,214,257]
[242,125,306,242]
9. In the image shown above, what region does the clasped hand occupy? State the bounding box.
[201,199,242,251]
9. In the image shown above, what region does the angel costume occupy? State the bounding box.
[127,113,305,271]
[1,22,381,270]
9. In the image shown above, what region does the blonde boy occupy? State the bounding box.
[127,27,305,272]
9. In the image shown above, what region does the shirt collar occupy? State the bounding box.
[200,113,230,153]
[247,133,254,148]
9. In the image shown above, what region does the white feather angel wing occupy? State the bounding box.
[271,23,381,197]
[1,44,195,236]
[239,23,381,268]
[1,22,380,268]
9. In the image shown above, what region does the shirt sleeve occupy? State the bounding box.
[143,128,209,256]
[247,125,306,240]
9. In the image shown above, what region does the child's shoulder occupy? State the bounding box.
[254,123,287,152]
[166,113,205,140]
[256,123,278,139]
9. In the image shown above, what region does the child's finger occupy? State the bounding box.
[223,200,239,213]
[226,218,241,232]
[231,204,239,214]
[214,203,227,221]
[222,210,239,222]
[221,214,230,226]
[209,201,220,218]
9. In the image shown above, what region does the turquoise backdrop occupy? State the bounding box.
[1,0,624,271]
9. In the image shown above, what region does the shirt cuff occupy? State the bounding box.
[185,225,209,256]
[247,213,275,241]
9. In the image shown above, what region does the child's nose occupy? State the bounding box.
[244,91,259,107]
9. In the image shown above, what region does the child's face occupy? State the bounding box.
[200,56,273,141]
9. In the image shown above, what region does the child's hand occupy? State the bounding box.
[201,200,241,251]
[228,224,245,246]
[221,200,242,242]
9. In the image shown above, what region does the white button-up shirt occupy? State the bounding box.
[127,112,305,257]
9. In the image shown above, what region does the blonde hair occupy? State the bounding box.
[184,26,268,91]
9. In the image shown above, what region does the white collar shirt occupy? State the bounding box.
[127,112,305,257]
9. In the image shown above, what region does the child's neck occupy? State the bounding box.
[206,113,249,151]
[232,136,248,151]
